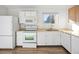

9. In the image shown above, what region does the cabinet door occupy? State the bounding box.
[46,32,53,45]
[17,31,24,46]
[19,12,26,23]
[46,31,60,45]
[64,33,71,52]
[71,36,79,54]
[60,32,65,46]
[76,6,79,22]
[52,31,60,45]
[25,11,36,17]
[60,32,71,52]
[37,32,46,45]
[68,7,76,22]
[55,31,60,45]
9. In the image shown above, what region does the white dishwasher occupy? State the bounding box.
[22,31,37,48]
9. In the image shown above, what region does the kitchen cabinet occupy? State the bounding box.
[19,12,25,23]
[19,11,37,24]
[64,33,71,52]
[25,11,37,17]
[60,32,71,52]
[60,32,65,46]
[37,32,46,45]
[68,6,76,22]
[68,6,79,22]
[37,31,60,45]
[16,31,24,46]
[71,35,79,54]
[76,6,79,22]
[46,31,60,45]
[46,32,54,45]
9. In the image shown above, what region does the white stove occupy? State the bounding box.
[25,24,37,31]
[22,31,37,48]
[23,31,37,43]
[19,11,37,48]
[22,20,37,48]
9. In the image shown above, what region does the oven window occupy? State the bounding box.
[25,35,34,40]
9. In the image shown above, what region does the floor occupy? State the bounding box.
[0,46,70,54]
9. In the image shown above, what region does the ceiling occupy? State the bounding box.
[4,5,73,9]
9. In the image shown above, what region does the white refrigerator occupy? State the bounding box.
[0,16,18,49]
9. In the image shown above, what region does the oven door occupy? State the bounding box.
[23,31,36,42]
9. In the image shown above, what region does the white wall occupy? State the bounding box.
[58,10,68,29]
[7,6,70,29]
[37,8,69,29]
[0,6,8,15]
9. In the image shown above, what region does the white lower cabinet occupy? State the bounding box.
[64,33,71,52]
[60,32,65,46]
[37,32,46,45]
[60,32,71,52]
[16,31,24,46]
[71,36,79,54]
[46,31,60,45]
[17,31,79,53]
[46,32,54,45]
[37,31,60,45]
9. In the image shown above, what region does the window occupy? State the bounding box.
[43,13,55,23]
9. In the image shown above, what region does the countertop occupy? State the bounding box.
[59,29,79,37]
[17,28,59,31]
[38,28,79,37]
[17,28,79,37]
[37,28,58,31]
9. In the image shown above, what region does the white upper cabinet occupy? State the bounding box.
[19,12,25,23]
[25,11,37,17]
[19,11,37,24]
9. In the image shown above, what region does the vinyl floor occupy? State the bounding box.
[0,46,70,54]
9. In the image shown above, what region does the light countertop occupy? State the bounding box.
[59,29,79,37]
[38,28,79,37]
[17,28,79,37]
[37,28,58,31]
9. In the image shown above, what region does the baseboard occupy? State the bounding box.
[62,46,71,54]
[0,48,14,50]
[0,46,22,50]
[37,45,62,47]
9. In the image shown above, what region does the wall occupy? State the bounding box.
[7,6,70,29]
[58,10,68,29]
[0,6,8,15]
[37,8,68,29]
